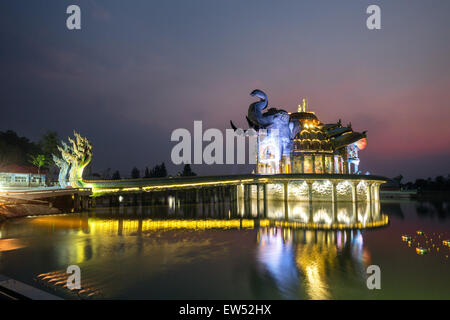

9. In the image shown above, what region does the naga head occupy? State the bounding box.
[57,131,93,187]
[52,154,65,168]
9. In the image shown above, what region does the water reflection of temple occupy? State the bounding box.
[257,227,371,299]
[91,186,387,228]
[237,193,386,229]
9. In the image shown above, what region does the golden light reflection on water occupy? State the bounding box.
[26,217,260,236]
[24,214,388,238]
[0,238,25,252]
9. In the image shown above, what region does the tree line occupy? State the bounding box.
[0,130,59,172]
[111,163,196,180]
[402,175,450,192]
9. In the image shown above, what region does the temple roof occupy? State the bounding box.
[289,111,319,122]
[291,99,366,152]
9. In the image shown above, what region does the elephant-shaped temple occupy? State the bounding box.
[233,90,367,175]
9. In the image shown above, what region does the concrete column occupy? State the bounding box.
[312,155,316,174]
[305,181,313,222]
[256,184,261,217]
[74,194,80,212]
[368,182,373,203]
[243,184,248,217]
[322,154,326,173]
[307,181,313,203]
[284,182,289,220]
[373,183,380,202]
[352,182,358,223]
[301,154,305,173]
[201,188,206,217]
[235,185,240,217]
[331,156,335,174]
[247,185,252,217]
[263,183,268,218]
[351,182,357,203]
[331,181,337,223]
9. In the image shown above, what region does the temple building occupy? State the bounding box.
[256,98,367,175]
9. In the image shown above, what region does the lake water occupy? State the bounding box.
[0,198,449,299]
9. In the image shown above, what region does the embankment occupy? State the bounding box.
[0,198,60,221]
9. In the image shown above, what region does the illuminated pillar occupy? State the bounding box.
[331,181,337,202]
[312,155,316,173]
[301,154,305,173]
[307,181,313,221]
[331,155,336,173]
[306,180,313,204]
[373,183,380,202]
[284,182,289,220]
[243,184,248,217]
[331,181,337,223]
[256,183,261,217]
[351,182,357,202]
[263,183,268,218]
[368,182,373,203]
[322,154,326,173]
[239,184,244,199]
[248,185,253,217]
[351,182,357,222]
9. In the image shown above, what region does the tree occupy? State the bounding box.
[102,168,111,179]
[180,164,196,176]
[131,167,140,179]
[0,130,40,166]
[160,162,167,177]
[144,167,150,178]
[112,170,121,180]
[38,131,59,166]
[28,154,48,175]
[148,162,168,178]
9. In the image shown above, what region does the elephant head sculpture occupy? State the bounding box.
[230,89,300,158]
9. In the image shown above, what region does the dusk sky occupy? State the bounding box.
[1,0,450,182]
